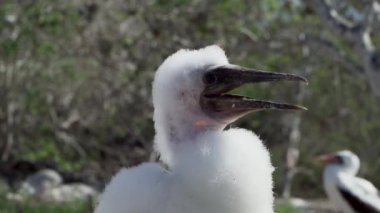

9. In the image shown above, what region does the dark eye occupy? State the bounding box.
[203,72,217,85]
[336,156,344,165]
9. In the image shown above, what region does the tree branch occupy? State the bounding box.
[307,0,380,96]
[304,34,364,75]
[361,1,379,52]
[306,0,360,41]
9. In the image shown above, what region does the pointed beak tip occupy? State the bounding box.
[288,105,307,111]
[315,155,325,162]
[315,154,330,161]
[297,76,308,85]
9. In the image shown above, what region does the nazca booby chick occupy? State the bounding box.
[95,45,307,213]
[319,150,380,213]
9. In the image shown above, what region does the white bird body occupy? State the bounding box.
[95,129,273,213]
[322,150,380,213]
[95,46,306,213]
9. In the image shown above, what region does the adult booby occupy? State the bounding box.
[95,45,306,213]
[319,150,380,213]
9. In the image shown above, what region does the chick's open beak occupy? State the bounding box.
[200,64,308,120]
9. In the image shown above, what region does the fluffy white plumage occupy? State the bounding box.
[95,46,275,213]
[322,150,380,213]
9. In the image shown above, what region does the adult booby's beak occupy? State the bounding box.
[316,154,344,165]
[200,64,308,120]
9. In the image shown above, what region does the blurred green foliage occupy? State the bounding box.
[0,193,296,213]
[275,202,298,213]
[0,194,92,213]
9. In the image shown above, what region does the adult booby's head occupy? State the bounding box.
[318,150,360,175]
[152,45,306,164]
[318,150,380,213]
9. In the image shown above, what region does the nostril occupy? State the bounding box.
[203,72,217,85]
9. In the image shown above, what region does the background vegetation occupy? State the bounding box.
[0,0,379,212]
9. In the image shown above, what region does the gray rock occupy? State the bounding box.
[7,169,99,202]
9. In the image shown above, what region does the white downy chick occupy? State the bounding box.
[95,45,306,213]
